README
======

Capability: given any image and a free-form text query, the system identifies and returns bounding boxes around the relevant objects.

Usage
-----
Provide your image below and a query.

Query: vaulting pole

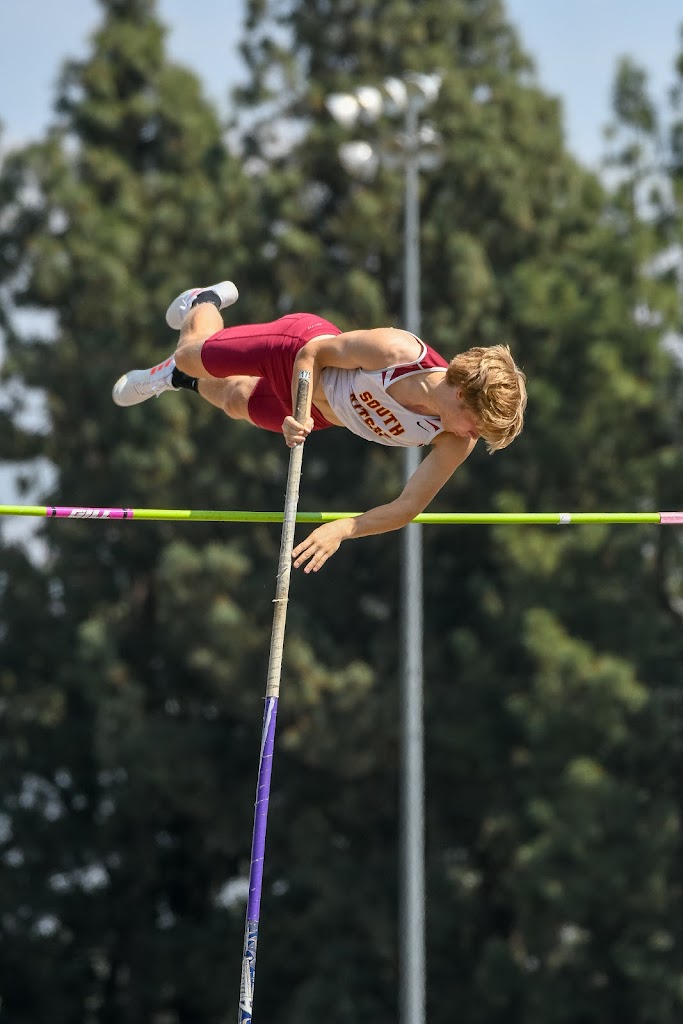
[237,371,310,1024]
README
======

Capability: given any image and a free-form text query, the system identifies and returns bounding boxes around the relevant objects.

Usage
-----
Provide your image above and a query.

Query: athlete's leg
[113,301,340,420]
[196,375,258,423]
[113,286,245,408]
[195,375,293,433]
[174,303,224,379]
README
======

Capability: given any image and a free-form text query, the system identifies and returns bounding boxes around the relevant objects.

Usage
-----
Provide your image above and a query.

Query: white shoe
[112,356,178,407]
[165,280,239,330]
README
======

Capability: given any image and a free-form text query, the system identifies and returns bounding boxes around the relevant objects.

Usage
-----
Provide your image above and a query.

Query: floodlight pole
[326,76,440,1024]
[399,94,426,1024]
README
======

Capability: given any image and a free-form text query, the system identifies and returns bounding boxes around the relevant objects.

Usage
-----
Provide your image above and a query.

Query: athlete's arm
[291,432,477,572]
[283,328,422,446]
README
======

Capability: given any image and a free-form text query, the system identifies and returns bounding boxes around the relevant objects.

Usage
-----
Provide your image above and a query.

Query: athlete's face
[443,390,481,441]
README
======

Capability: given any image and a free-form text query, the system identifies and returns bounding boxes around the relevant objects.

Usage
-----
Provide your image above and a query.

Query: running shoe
[112,356,178,407]
[165,280,239,330]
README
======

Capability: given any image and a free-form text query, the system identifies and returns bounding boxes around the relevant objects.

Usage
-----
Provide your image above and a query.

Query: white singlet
[320,339,448,447]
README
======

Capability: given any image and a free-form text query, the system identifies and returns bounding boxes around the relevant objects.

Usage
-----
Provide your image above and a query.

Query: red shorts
[200,313,341,433]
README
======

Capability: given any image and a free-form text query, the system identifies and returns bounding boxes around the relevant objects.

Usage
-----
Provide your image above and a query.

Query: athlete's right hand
[292,520,349,572]
[282,415,313,448]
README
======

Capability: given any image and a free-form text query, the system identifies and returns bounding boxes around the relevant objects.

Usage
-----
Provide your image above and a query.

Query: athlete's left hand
[292,522,347,573]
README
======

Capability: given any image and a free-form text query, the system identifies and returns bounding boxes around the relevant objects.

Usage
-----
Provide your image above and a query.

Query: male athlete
[113,281,527,572]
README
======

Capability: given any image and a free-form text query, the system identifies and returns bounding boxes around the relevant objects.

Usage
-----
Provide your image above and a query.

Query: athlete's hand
[292,522,346,573]
[282,415,313,448]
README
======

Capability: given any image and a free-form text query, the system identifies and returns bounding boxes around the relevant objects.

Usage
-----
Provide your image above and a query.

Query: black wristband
[191,289,221,310]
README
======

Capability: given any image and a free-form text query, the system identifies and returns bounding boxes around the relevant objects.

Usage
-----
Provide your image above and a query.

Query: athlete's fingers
[292,539,315,568]
[292,536,323,568]
[292,541,334,571]
[304,550,329,573]
[282,415,312,448]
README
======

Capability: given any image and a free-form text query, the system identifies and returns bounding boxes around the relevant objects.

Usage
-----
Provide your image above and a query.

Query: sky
[1,0,682,169]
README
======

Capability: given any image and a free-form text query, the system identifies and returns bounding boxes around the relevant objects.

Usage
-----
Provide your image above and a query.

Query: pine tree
[0,1,272,1020]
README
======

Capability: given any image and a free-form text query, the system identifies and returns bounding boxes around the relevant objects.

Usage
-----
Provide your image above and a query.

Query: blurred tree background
[1,0,682,1021]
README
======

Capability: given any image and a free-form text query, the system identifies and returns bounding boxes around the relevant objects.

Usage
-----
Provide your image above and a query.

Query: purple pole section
[238,695,279,1023]
[661,512,683,525]
[247,695,279,922]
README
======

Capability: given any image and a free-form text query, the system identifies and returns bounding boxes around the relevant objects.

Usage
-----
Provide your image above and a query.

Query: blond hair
[445,345,527,453]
